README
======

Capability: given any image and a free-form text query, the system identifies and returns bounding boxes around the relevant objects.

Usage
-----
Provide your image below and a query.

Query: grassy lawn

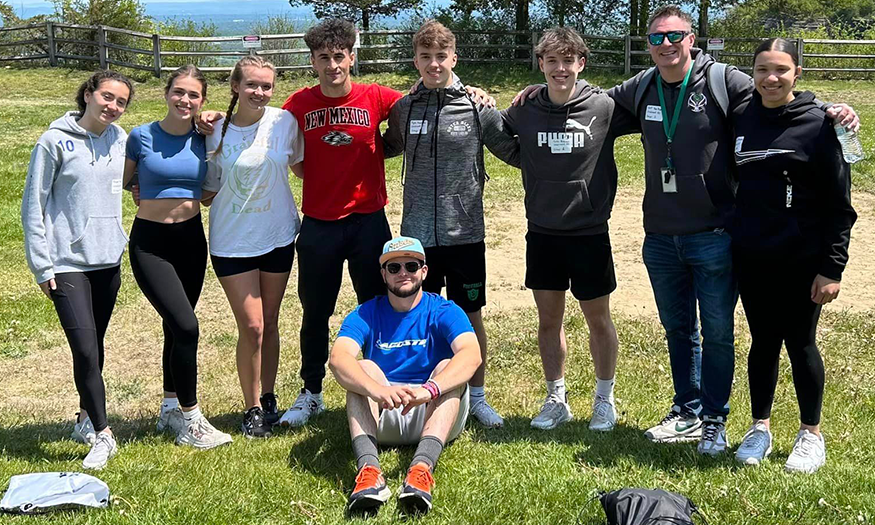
[0,65,874,524]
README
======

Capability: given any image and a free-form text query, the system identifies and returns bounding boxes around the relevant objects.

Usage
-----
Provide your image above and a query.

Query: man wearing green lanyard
[607,5,858,454]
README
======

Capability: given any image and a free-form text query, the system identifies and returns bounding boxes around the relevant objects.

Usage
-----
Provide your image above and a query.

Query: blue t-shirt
[125,122,207,200]
[338,293,474,384]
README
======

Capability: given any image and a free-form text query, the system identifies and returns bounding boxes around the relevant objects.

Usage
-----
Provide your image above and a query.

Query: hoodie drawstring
[88,134,97,165]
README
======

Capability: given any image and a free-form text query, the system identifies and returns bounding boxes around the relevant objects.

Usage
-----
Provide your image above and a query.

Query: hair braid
[210,92,238,159]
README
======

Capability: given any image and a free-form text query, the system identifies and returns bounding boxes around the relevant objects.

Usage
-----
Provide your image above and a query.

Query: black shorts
[211,242,295,278]
[423,242,486,313]
[525,231,616,301]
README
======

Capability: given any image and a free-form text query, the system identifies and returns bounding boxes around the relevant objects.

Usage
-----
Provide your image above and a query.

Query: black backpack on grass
[598,488,709,525]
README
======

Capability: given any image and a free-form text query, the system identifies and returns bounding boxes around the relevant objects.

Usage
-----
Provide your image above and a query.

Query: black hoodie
[730,90,857,281]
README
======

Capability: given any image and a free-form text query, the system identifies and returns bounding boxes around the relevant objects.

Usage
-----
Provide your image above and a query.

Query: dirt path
[481,187,875,317]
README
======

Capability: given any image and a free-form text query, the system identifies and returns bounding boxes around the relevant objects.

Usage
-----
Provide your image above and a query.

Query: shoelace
[793,433,817,457]
[90,434,114,458]
[407,466,435,491]
[593,398,613,418]
[354,465,383,490]
[659,411,684,426]
[291,394,312,411]
[742,429,769,451]
[702,422,722,442]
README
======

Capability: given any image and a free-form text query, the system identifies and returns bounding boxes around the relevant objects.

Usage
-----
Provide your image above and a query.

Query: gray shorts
[377,382,469,446]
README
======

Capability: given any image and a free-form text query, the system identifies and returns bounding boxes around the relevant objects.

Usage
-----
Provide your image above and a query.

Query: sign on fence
[707,38,725,51]
[242,35,262,49]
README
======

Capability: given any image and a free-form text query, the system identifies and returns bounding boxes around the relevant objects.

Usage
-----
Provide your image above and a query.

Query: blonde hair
[413,20,456,53]
[211,56,277,158]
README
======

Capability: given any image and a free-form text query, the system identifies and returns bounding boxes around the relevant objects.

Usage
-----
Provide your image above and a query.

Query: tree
[287,0,417,30]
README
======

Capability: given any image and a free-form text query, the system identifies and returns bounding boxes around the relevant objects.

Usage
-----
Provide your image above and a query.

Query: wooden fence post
[152,33,161,78]
[624,34,631,75]
[46,21,57,67]
[531,31,538,72]
[97,26,107,69]
[797,37,805,70]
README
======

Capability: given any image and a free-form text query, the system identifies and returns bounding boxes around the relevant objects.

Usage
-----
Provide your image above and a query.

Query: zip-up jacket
[501,80,639,235]
[21,112,129,283]
[729,91,856,281]
[384,75,520,247]
[609,49,753,235]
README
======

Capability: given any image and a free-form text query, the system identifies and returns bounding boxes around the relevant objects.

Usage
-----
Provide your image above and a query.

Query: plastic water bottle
[835,123,864,164]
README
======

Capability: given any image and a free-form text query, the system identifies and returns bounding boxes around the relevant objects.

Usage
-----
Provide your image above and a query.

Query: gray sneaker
[589,395,617,432]
[531,393,573,430]
[82,432,117,470]
[644,408,703,443]
[278,390,325,428]
[697,420,729,456]
[785,430,826,473]
[157,407,186,435]
[735,422,773,465]
[175,415,233,450]
[71,414,97,445]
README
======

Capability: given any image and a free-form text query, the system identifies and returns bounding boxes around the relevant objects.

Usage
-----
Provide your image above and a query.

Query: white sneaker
[469,398,504,428]
[644,408,703,443]
[157,407,186,435]
[785,429,826,473]
[589,395,617,432]
[175,415,233,450]
[82,432,117,470]
[278,390,325,428]
[697,420,729,456]
[531,393,573,430]
[735,422,773,465]
[71,414,96,445]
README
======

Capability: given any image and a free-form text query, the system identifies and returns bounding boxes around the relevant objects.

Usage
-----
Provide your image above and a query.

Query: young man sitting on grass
[328,236,481,515]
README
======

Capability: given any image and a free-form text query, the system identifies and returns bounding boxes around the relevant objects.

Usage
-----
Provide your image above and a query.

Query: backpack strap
[706,62,729,118]
[633,66,658,117]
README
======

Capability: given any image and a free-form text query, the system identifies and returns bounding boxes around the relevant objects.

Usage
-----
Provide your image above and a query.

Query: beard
[386,278,423,299]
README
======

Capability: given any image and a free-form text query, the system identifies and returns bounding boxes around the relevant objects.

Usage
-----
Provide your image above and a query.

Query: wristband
[423,380,441,400]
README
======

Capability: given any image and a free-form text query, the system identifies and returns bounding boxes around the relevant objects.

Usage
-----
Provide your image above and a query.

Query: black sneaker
[242,406,272,439]
[260,393,279,426]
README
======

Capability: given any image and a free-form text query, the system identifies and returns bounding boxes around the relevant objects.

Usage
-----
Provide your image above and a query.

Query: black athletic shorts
[525,230,616,301]
[423,241,486,313]
[211,242,295,278]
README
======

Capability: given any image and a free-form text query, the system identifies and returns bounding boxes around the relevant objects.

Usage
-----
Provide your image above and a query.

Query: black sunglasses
[648,31,690,46]
[383,261,424,274]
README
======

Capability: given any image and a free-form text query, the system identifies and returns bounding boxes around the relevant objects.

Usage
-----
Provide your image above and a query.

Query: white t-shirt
[204,106,303,257]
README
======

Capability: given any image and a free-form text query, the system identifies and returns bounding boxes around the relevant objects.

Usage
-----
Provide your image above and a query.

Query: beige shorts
[376,383,469,446]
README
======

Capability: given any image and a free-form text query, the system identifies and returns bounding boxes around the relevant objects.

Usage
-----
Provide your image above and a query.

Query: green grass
[1,67,874,524]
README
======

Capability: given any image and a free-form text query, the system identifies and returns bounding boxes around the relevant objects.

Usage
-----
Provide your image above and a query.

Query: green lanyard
[655,65,693,169]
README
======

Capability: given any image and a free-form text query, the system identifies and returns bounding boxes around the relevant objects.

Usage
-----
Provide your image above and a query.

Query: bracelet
[423,380,441,400]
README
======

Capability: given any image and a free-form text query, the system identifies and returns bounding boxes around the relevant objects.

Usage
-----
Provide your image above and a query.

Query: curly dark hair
[304,18,357,54]
[75,70,135,113]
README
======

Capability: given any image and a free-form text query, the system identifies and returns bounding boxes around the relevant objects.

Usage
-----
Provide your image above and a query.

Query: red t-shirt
[282,82,402,221]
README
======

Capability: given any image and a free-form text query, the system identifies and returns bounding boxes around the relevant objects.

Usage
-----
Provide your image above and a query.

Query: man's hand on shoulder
[196,110,224,135]
[511,84,543,106]
[465,86,496,108]
[370,384,416,410]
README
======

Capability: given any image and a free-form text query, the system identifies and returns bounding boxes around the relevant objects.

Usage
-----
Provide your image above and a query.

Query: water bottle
[835,123,864,164]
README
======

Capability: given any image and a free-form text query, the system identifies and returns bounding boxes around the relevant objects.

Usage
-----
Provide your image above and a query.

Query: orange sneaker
[348,465,391,512]
[398,462,435,514]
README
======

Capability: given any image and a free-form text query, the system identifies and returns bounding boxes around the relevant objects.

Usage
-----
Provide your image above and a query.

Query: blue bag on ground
[0,472,110,514]
[599,488,707,525]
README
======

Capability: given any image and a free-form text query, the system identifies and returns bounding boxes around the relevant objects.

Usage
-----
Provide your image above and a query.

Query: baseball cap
[380,236,426,265]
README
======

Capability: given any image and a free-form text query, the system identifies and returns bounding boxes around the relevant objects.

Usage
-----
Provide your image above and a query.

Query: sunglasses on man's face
[383,261,424,274]
[648,30,690,46]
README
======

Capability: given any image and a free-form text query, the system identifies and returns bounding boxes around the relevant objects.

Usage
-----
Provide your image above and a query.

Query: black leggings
[736,249,825,426]
[50,267,121,432]
[129,215,207,408]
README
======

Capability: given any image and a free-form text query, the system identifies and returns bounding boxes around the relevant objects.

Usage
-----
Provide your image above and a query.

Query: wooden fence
[3,22,875,76]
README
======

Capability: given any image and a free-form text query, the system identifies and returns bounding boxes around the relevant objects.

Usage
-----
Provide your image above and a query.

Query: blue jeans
[642,229,737,421]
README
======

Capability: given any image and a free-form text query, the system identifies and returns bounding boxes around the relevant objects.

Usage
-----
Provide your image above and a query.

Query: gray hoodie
[21,112,129,283]
[383,75,520,247]
[501,80,639,235]
[608,49,753,235]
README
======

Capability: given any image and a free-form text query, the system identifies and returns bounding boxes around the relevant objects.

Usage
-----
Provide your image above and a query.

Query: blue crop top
[125,122,207,200]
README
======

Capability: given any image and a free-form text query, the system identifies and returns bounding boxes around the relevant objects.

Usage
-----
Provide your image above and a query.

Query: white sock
[546,377,566,400]
[595,377,615,400]
[469,385,485,401]
[182,406,202,422]
[162,397,179,411]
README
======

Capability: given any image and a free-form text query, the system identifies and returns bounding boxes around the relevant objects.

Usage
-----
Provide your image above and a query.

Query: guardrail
[3,23,875,76]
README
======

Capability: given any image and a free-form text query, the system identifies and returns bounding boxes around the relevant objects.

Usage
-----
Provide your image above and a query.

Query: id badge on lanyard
[656,66,692,194]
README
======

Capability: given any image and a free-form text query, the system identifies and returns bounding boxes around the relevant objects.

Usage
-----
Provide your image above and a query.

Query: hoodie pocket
[675,174,717,216]
[69,216,128,266]
[442,194,476,240]
[525,179,594,230]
